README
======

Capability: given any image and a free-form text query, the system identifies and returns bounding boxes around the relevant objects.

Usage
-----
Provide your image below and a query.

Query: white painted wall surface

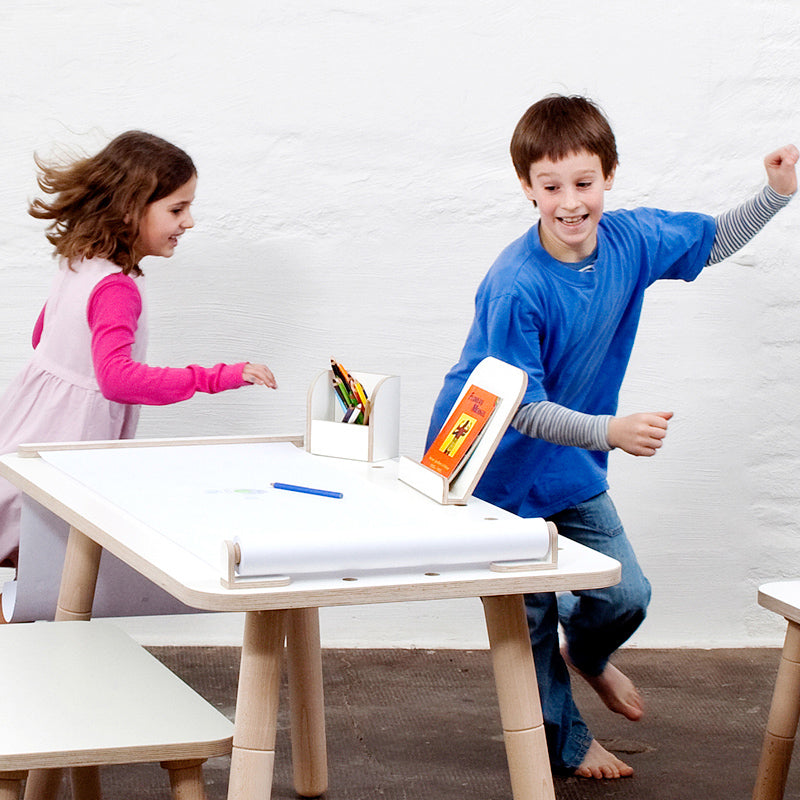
[1,1,799,648]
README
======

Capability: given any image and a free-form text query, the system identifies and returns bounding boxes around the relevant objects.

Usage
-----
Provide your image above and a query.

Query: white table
[0,436,621,800]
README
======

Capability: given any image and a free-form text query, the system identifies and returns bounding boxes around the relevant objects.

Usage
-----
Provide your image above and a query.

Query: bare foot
[574,739,634,779]
[561,646,644,721]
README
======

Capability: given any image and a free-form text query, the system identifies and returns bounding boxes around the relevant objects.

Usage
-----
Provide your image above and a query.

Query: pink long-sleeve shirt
[34,272,248,405]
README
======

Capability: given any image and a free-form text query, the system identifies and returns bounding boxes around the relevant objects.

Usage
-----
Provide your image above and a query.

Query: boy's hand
[764,145,799,196]
[242,362,277,388]
[607,411,673,457]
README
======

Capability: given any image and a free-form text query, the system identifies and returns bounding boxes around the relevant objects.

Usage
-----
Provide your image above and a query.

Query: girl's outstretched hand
[607,411,673,457]
[764,145,799,197]
[242,363,277,389]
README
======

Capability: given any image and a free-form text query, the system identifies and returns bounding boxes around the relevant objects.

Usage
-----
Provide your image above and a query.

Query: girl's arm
[87,273,271,405]
[32,306,46,348]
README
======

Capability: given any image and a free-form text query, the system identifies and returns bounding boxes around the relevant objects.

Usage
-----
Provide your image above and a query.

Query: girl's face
[133,175,197,262]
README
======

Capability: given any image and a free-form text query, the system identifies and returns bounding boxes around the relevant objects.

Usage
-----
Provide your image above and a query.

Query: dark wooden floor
[65,646,795,799]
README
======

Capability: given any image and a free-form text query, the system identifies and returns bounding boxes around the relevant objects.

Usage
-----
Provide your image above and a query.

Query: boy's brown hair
[510,94,619,183]
[29,131,196,276]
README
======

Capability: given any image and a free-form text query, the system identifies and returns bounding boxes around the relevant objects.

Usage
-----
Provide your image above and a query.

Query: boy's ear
[604,167,616,190]
[519,177,538,207]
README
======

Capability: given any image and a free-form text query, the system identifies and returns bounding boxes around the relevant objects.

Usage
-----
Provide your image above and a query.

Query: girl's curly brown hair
[28,131,196,276]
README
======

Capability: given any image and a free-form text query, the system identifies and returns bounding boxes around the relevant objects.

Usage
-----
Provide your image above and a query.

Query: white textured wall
[1,1,799,647]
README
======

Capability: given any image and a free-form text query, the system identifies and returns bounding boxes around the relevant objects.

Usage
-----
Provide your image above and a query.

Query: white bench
[0,620,233,800]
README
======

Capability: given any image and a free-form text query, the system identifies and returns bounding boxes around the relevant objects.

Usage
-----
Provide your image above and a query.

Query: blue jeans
[523,492,651,772]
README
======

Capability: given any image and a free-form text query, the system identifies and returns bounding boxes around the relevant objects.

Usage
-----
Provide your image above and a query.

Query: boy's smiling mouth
[558,214,589,226]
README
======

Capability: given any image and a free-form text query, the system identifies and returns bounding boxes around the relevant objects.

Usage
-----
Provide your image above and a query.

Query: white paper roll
[232,516,552,576]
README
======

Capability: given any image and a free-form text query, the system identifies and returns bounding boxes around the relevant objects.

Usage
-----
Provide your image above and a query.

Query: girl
[0,130,277,568]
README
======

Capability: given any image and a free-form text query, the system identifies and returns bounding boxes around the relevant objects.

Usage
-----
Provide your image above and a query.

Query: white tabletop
[759,580,800,625]
[0,438,620,612]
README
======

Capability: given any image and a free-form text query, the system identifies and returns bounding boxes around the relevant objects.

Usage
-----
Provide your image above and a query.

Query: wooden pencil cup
[306,370,400,462]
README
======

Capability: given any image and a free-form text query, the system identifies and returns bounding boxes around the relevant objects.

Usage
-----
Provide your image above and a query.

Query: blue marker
[271,482,343,499]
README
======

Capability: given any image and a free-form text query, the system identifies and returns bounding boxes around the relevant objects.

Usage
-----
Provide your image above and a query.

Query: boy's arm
[707,185,792,265]
[512,148,798,455]
[513,401,613,450]
[512,401,671,457]
[707,144,798,265]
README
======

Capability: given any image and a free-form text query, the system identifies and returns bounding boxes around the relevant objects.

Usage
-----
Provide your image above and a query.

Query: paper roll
[231,516,552,577]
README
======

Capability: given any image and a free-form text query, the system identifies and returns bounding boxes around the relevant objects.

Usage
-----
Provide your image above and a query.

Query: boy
[426,95,797,779]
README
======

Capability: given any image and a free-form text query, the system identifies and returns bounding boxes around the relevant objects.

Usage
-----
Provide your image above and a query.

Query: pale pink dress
[0,259,144,564]
[0,256,248,566]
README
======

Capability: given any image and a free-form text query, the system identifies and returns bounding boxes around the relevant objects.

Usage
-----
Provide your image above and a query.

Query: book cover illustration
[421,384,499,480]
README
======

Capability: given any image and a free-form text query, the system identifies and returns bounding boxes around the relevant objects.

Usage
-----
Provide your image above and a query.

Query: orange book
[421,384,499,480]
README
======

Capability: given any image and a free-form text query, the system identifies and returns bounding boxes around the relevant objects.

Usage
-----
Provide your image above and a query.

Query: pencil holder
[306,370,400,462]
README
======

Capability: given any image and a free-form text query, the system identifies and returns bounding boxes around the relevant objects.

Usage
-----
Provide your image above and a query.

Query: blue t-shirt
[425,207,716,518]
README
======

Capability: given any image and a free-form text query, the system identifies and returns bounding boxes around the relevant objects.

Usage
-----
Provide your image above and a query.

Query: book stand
[306,370,400,462]
[398,357,528,506]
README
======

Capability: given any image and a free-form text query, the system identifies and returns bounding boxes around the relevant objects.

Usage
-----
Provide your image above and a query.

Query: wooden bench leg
[0,771,26,800]
[162,758,208,800]
[286,607,328,798]
[227,609,287,800]
[483,594,555,800]
[754,620,800,800]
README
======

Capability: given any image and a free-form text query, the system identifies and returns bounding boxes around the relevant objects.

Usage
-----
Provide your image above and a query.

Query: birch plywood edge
[17,433,305,458]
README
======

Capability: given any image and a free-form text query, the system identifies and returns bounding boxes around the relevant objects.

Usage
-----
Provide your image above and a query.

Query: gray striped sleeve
[512,401,613,451]
[707,185,792,265]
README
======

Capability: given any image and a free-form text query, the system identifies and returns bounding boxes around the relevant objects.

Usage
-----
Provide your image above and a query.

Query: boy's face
[521,150,615,263]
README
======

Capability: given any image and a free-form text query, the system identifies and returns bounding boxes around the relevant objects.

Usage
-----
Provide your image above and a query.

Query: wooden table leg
[68,765,102,800]
[161,758,208,800]
[24,526,103,800]
[55,526,102,622]
[483,594,555,800]
[753,619,800,800]
[21,768,63,800]
[227,609,287,800]
[286,608,328,797]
